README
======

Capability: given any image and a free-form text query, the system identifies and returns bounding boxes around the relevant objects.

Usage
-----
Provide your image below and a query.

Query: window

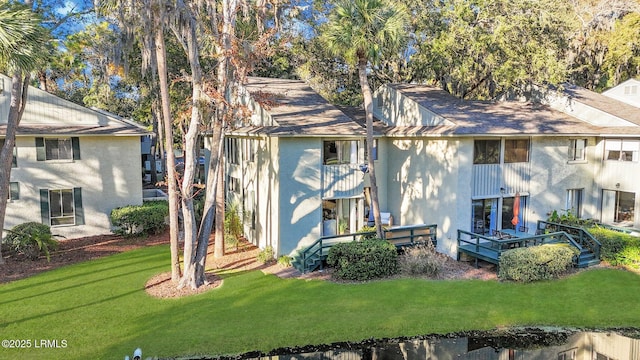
[40,188,84,227]
[567,189,583,218]
[0,139,18,167]
[225,137,239,165]
[624,85,638,95]
[242,139,256,162]
[569,139,587,161]
[504,139,530,163]
[473,140,500,164]
[323,140,359,165]
[36,137,80,161]
[614,191,635,223]
[7,182,19,200]
[605,139,639,162]
[227,175,240,194]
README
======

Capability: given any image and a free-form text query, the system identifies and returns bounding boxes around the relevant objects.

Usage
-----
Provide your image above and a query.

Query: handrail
[457,229,580,262]
[537,220,601,259]
[297,224,437,273]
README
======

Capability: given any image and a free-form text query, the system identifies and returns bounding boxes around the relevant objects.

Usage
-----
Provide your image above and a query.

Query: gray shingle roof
[230,77,367,137]
[386,84,640,137]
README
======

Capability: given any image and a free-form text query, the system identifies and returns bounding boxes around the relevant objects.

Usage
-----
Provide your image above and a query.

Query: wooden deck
[457,230,569,268]
[458,222,601,269]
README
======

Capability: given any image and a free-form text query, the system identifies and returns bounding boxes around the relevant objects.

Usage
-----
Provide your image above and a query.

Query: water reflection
[243,331,640,360]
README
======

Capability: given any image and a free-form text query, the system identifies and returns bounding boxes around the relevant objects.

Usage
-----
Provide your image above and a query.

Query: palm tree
[322,0,408,238]
[0,2,50,265]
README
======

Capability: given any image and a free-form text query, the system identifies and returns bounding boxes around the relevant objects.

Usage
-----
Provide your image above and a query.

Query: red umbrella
[511,192,520,228]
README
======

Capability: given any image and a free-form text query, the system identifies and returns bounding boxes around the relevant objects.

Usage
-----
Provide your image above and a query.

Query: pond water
[193,328,640,360]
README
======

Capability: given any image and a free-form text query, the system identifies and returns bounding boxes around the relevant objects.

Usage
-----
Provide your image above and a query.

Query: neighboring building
[220,77,640,258]
[602,78,640,108]
[1,74,149,240]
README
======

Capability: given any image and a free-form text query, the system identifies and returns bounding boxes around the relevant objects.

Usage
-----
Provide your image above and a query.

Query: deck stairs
[457,221,601,269]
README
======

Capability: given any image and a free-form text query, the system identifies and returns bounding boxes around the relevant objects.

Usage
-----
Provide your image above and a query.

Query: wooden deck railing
[294,224,437,273]
[457,229,575,268]
[536,220,601,260]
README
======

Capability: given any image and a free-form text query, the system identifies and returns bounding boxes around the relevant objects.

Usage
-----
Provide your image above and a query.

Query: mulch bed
[0,231,169,284]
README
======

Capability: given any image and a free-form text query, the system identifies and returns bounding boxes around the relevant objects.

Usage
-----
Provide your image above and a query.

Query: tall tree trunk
[199,0,238,263]
[154,5,181,281]
[0,73,31,265]
[194,123,224,283]
[214,151,225,258]
[175,2,206,289]
[358,57,383,239]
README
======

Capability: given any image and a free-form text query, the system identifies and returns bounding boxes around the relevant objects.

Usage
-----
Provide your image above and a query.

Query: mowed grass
[1,245,640,360]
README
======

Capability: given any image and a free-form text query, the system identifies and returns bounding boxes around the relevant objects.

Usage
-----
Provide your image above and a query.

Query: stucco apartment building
[1,74,149,240]
[222,77,640,258]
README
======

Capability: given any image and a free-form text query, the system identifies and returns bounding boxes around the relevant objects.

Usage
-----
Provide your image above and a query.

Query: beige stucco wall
[5,135,143,239]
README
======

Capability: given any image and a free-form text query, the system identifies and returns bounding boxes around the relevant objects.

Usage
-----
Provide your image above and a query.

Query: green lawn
[1,244,639,360]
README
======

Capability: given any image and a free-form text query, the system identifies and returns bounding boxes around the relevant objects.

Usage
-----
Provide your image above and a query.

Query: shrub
[547,209,595,227]
[326,239,398,281]
[257,246,275,264]
[277,255,292,267]
[498,245,577,282]
[3,222,59,261]
[590,227,640,269]
[110,200,169,237]
[357,225,377,241]
[399,242,445,277]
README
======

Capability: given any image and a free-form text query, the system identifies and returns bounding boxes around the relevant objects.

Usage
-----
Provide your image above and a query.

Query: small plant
[326,238,398,281]
[224,201,243,250]
[277,255,292,267]
[547,209,595,227]
[110,200,169,236]
[257,245,275,264]
[399,242,445,277]
[358,225,377,241]
[498,244,577,282]
[3,222,60,261]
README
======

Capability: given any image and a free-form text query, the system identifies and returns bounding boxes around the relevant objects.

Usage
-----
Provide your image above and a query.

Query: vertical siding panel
[323,165,363,199]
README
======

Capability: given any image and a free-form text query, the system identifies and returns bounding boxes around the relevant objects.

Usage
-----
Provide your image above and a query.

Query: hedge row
[589,226,640,269]
[110,200,169,237]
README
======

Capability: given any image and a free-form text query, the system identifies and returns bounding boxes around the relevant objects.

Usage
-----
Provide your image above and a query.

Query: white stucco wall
[527,136,598,224]
[385,137,468,257]
[5,135,143,239]
[277,138,323,256]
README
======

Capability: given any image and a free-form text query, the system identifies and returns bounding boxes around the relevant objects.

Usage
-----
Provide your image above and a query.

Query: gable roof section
[602,78,640,108]
[383,83,640,137]
[230,77,367,137]
[0,74,148,137]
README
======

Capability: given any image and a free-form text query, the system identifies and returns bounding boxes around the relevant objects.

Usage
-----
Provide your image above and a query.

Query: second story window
[504,139,530,163]
[569,139,587,161]
[323,140,358,165]
[473,140,500,164]
[225,137,239,165]
[605,139,639,162]
[36,137,80,161]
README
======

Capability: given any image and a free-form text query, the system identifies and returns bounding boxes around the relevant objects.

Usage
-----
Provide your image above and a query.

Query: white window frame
[568,139,587,162]
[566,189,583,218]
[49,189,76,226]
[605,139,639,162]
